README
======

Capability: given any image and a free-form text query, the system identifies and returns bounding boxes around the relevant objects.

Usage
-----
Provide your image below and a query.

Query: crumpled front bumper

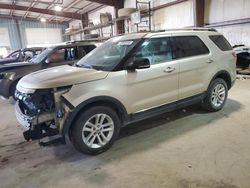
[15,101,55,129]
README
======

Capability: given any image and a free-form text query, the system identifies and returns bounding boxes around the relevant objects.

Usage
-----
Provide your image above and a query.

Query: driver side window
[49,47,77,63]
[134,37,173,65]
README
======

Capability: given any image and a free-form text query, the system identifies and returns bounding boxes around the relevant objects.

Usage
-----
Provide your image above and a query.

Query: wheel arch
[210,70,232,90]
[62,96,128,136]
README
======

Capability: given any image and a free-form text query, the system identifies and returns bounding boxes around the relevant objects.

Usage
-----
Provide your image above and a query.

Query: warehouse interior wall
[0,18,69,51]
[88,6,116,37]
[69,6,115,41]
[152,0,194,30]
[124,0,194,32]
[72,0,248,41]
[205,0,250,46]
[69,20,82,41]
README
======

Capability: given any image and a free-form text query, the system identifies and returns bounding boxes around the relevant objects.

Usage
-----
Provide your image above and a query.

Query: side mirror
[126,58,150,70]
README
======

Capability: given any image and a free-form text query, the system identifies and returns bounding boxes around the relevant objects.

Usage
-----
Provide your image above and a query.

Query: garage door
[25,28,62,46]
[0,27,11,47]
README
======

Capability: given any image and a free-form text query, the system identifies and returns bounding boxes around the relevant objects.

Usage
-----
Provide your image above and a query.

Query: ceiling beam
[23,0,37,19]
[0,14,68,24]
[86,0,124,9]
[0,3,83,20]
[49,0,82,21]
[37,0,59,20]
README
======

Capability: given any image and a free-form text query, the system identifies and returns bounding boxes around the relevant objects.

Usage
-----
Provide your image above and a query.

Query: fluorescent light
[54,5,62,11]
[40,18,46,22]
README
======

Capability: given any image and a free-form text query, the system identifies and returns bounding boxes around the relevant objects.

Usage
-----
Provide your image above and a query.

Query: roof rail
[66,37,110,44]
[153,27,217,33]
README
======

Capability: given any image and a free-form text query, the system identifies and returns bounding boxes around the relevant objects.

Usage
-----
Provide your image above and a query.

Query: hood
[0,61,33,72]
[18,65,109,90]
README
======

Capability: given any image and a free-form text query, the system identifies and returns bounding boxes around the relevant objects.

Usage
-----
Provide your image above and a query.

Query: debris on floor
[236,66,250,75]
[236,74,250,80]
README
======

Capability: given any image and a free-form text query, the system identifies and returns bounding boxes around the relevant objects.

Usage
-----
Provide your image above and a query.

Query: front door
[124,36,179,113]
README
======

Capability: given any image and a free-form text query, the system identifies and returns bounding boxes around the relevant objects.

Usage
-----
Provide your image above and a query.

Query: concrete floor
[0,79,250,188]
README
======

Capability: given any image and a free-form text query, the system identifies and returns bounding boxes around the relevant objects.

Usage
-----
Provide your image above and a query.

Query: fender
[209,70,232,89]
[61,96,128,136]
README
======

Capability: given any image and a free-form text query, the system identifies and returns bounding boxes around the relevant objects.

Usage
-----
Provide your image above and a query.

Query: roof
[106,28,218,41]
[0,0,106,23]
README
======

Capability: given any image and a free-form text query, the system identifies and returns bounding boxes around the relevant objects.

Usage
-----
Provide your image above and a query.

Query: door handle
[164,67,176,73]
[206,58,214,64]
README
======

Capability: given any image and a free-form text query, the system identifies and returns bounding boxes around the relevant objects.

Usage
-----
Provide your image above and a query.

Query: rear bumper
[0,79,11,99]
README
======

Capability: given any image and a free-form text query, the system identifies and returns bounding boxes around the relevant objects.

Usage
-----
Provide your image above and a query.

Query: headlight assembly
[16,84,36,94]
[0,72,16,80]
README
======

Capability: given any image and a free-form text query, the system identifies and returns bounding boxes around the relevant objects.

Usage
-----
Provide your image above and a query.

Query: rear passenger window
[209,35,232,51]
[172,36,209,59]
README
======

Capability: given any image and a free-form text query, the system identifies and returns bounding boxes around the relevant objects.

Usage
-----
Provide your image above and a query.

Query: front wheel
[70,106,121,155]
[202,78,228,112]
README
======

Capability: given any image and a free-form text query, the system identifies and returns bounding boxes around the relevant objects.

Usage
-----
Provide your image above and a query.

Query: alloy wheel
[82,114,114,149]
[211,83,226,107]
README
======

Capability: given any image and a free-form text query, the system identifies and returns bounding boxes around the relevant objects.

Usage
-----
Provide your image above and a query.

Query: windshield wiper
[76,63,92,69]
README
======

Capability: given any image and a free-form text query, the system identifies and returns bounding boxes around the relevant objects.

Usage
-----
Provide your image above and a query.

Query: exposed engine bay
[15,88,71,142]
[16,89,54,117]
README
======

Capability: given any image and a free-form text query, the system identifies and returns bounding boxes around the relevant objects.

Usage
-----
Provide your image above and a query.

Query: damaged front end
[15,87,72,141]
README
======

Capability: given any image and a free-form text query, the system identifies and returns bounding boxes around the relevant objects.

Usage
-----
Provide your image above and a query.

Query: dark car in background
[0,41,100,99]
[0,47,43,65]
[233,45,250,69]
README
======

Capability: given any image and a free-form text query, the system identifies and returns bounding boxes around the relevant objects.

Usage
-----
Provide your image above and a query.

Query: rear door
[171,34,211,99]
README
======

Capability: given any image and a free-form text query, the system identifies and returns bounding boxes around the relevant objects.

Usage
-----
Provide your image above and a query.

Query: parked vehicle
[233,45,250,69]
[0,41,99,99]
[15,28,236,155]
[0,47,43,65]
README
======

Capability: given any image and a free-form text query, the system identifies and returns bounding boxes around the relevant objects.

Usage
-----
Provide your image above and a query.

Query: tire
[202,78,228,112]
[70,106,121,155]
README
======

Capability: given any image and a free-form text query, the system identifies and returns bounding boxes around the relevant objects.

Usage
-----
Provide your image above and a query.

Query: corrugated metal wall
[205,0,250,46]
[0,19,21,49]
[123,0,194,32]
[0,18,69,50]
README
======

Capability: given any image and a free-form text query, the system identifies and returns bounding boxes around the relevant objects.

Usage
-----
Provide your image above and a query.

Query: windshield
[76,38,141,71]
[31,47,53,64]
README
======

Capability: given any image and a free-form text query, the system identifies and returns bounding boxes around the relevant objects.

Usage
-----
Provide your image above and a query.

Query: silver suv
[15,28,236,155]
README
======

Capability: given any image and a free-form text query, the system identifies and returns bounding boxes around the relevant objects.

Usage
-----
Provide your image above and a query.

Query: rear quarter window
[172,36,209,59]
[209,35,232,51]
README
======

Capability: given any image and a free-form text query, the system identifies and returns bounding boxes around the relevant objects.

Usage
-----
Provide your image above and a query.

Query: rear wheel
[202,78,228,112]
[70,106,121,155]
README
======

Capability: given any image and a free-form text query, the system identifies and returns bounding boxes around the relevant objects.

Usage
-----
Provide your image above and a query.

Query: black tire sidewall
[71,106,121,155]
[205,78,228,111]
